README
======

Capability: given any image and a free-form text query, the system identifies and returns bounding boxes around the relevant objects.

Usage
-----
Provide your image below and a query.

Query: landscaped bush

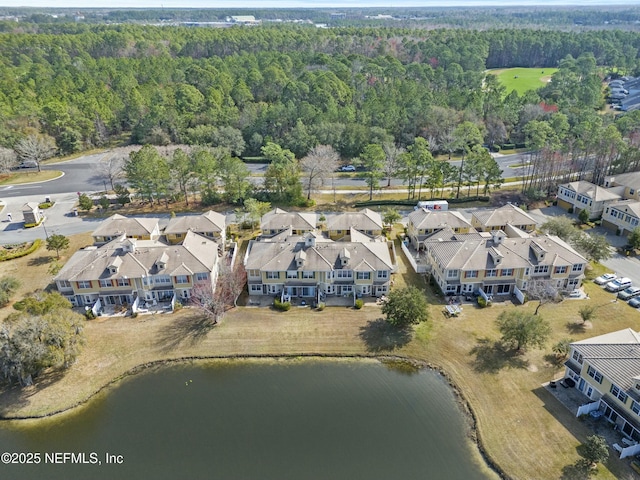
[354,299,364,309]
[316,302,326,311]
[274,299,291,311]
[501,143,516,150]
[477,296,491,308]
[0,239,42,262]
[38,202,54,209]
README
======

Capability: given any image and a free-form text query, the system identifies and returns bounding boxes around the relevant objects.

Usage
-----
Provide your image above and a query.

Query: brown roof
[164,210,226,235]
[92,214,159,238]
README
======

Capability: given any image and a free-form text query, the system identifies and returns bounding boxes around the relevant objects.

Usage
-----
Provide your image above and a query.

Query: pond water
[0,360,498,480]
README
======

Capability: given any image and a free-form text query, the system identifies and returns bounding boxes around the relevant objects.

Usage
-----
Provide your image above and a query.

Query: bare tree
[300,145,340,200]
[382,142,405,187]
[99,153,125,191]
[14,134,57,172]
[0,148,17,173]
[189,263,247,322]
[526,279,562,315]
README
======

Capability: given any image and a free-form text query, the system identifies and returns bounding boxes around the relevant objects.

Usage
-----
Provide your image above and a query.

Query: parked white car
[605,277,633,292]
[594,273,617,285]
[340,165,356,172]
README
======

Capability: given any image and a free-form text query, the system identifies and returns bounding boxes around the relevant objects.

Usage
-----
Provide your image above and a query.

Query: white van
[605,277,632,292]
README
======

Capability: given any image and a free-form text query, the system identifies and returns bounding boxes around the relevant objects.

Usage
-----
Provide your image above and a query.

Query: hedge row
[353,196,490,208]
[0,239,42,262]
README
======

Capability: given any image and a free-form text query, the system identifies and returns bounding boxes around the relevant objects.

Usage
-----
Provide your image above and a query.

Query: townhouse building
[406,208,473,250]
[55,231,219,309]
[244,231,395,300]
[564,329,640,445]
[424,228,587,297]
[557,181,624,220]
[471,203,537,232]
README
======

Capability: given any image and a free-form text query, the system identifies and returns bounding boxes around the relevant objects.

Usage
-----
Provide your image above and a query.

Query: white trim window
[249,284,263,293]
[287,271,298,279]
[175,275,189,284]
[485,269,497,278]
[195,272,209,282]
[302,271,315,279]
[336,270,353,279]
[99,279,112,288]
[58,280,72,289]
[266,272,279,279]
[356,271,371,280]
[587,366,603,384]
[117,278,130,287]
[376,271,389,280]
[572,264,583,272]
[77,280,92,289]
[154,275,172,285]
[610,384,628,404]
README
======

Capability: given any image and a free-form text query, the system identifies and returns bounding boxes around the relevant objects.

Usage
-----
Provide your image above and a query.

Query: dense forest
[2,22,640,204]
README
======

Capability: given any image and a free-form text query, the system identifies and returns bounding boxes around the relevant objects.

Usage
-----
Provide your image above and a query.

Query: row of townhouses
[245,208,395,302]
[407,204,587,297]
[55,212,226,309]
[557,172,640,235]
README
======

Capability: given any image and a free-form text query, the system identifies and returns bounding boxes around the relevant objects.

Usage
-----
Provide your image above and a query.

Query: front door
[578,378,585,392]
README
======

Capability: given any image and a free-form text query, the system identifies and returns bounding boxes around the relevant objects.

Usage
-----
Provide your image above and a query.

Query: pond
[0,360,498,480]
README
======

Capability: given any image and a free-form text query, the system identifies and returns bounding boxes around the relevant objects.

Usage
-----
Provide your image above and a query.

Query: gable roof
[164,210,226,235]
[472,204,536,228]
[561,181,623,203]
[571,329,640,399]
[245,239,393,273]
[326,209,383,232]
[408,208,472,230]
[22,202,39,211]
[606,171,640,191]
[56,231,218,283]
[92,214,159,238]
[261,208,316,232]
[425,233,587,272]
[608,199,640,218]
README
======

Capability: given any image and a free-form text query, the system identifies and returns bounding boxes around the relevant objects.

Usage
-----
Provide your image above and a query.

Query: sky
[1,0,640,8]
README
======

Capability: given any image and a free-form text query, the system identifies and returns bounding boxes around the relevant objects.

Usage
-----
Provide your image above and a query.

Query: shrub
[38,202,54,209]
[316,302,326,311]
[354,299,364,309]
[501,143,516,150]
[477,296,489,308]
[130,312,138,318]
[0,239,42,262]
[85,309,96,320]
[274,299,291,311]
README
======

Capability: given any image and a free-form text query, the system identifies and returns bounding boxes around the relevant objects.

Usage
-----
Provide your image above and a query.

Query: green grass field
[488,67,558,95]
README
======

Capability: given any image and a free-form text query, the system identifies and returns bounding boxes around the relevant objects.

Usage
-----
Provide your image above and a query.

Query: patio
[543,380,640,458]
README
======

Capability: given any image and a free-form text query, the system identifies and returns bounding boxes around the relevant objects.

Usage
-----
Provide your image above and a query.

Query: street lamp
[41,217,49,239]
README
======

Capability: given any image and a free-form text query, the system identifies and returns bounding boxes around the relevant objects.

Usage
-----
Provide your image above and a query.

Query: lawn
[488,67,558,95]
[0,236,638,479]
[0,170,63,186]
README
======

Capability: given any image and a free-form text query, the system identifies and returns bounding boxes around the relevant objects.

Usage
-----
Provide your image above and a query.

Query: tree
[14,134,57,172]
[123,145,170,205]
[300,145,339,200]
[527,279,562,315]
[551,338,573,359]
[262,142,303,204]
[0,276,20,308]
[452,122,483,198]
[382,207,401,230]
[46,234,69,259]
[578,305,596,324]
[113,184,131,207]
[99,152,125,191]
[582,435,609,467]
[574,233,612,263]
[190,263,246,322]
[496,310,551,351]
[0,148,17,174]
[357,143,386,201]
[381,286,430,328]
[382,142,404,187]
[628,226,640,250]
[168,148,193,206]
[78,193,93,211]
[540,216,578,243]
[1,293,83,386]
[244,198,271,229]
[578,208,590,225]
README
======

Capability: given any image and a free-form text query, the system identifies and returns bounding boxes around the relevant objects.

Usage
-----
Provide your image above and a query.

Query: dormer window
[339,247,350,267]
